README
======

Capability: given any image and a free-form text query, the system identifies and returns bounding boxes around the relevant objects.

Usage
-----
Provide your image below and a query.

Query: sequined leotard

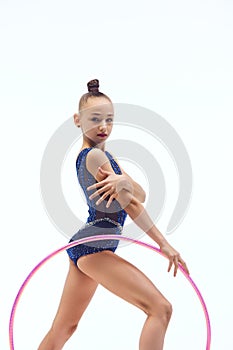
[67,148,127,265]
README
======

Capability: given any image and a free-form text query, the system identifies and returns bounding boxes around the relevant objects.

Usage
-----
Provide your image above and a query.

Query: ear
[73,113,81,128]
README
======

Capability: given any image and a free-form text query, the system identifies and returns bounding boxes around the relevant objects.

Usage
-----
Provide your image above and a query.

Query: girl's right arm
[120,192,189,276]
[86,148,190,277]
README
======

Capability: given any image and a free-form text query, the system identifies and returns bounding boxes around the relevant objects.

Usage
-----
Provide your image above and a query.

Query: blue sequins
[66,148,127,265]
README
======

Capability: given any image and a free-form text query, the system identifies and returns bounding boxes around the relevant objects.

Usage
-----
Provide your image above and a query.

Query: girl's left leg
[37,259,98,350]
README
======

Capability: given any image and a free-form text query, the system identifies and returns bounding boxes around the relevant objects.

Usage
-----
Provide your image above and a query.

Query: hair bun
[87,79,99,93]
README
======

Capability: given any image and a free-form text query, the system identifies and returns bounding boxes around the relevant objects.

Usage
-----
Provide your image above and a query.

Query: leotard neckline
[76,147,110,165]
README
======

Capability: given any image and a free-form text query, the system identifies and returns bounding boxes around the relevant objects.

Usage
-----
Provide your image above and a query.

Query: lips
[97,133,107,137]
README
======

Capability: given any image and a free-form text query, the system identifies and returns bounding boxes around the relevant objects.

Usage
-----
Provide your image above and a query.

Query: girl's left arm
[87,166,146,207]
[115,155,146,202]
[114,166,146,203]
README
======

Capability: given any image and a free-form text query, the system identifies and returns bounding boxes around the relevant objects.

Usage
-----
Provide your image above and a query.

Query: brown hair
[78,79,111,111]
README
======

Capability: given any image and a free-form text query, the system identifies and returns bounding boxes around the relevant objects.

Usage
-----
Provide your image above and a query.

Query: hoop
[9,235,211,349]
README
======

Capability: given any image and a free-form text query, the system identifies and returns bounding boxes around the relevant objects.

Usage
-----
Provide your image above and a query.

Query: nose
[99,120,107,131]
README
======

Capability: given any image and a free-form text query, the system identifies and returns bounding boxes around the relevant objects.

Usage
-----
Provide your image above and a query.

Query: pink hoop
[9,235,211,349]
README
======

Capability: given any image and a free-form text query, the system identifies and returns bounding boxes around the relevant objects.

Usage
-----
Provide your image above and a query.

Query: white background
[1,0,233,349]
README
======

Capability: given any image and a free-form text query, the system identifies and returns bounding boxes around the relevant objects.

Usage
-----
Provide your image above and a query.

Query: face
[74,97,114,147]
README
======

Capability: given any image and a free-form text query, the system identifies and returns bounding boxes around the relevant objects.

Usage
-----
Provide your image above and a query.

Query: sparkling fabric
[66,148,127,265]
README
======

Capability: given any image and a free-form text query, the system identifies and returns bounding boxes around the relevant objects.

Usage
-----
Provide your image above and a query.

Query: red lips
[97,133,107,137]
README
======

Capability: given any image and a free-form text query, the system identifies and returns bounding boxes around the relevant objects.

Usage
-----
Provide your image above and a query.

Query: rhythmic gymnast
[38,79,189,350]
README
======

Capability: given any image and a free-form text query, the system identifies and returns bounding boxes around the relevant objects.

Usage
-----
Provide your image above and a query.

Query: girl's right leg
[78,250,173,350]
[37,259,98,350]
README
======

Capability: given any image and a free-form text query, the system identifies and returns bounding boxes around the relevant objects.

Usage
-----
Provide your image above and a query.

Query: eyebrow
[91,112,114,116]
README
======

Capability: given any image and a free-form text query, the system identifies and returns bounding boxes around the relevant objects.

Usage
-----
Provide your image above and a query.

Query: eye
[106,118,113,123]
[91,117,100,122]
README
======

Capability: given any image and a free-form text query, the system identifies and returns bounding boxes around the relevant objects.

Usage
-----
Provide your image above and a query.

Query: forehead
[81,97,114,115]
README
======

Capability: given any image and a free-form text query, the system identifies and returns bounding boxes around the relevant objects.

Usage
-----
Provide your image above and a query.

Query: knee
[51,321,78,341]
[65,323,78,338]
[162,301,173,324]
[146,298,173,325]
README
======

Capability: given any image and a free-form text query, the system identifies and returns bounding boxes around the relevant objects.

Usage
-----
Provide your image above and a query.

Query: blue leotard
[66,148,127,265]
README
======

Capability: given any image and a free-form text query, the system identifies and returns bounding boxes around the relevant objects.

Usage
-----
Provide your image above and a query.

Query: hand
[87,167,129,208]
[160,242,190,277]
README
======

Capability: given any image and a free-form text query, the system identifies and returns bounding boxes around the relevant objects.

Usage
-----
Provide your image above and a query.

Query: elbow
[140,190,146,203]
[143,190,146,202]
[117,189,139,209]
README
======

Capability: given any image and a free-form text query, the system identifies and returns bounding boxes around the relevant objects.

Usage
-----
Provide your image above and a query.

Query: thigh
[77,251,168,314]
[51,259,98,331]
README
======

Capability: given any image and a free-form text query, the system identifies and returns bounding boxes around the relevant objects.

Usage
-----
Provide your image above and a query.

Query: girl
[38,79,189,350]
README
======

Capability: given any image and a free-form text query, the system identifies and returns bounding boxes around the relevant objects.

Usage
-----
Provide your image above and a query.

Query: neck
[81,138,106,151]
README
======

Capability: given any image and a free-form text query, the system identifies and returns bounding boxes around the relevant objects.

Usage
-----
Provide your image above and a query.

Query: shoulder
[86,148,108,164]
[86,148,121,169]
[86,148,113,181]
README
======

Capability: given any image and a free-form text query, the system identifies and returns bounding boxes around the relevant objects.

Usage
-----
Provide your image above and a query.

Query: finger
[89,185,111,199]
[173,256,179,277]
[168,259,173,273]
[98,167,111,175]
[106,193,116,208]
[87,181,106,191]
[178,257,190,275]
[96,190,113,206]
